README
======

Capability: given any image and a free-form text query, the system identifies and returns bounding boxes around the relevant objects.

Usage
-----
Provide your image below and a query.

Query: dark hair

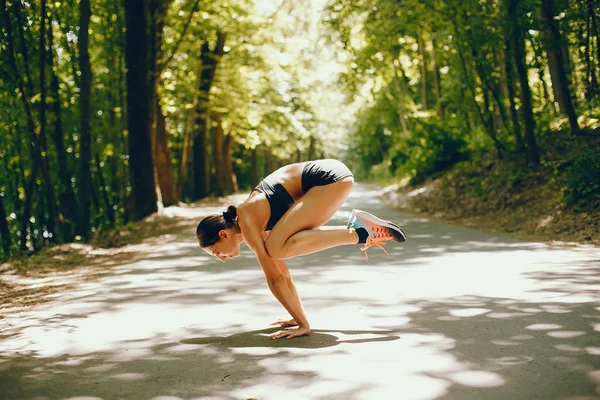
[196,205,237,247]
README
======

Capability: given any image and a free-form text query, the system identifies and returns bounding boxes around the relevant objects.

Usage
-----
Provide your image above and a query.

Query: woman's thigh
[264,177,354,256]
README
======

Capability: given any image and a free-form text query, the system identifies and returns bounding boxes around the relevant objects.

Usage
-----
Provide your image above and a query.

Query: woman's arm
[239,213,310,339]
[256,253,310,338]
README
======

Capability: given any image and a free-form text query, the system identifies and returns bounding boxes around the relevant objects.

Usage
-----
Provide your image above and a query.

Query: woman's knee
[265,235,287,259]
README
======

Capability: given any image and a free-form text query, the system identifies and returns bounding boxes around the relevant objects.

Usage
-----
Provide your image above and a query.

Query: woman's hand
[269,325,311,340]
[271,318,298,328]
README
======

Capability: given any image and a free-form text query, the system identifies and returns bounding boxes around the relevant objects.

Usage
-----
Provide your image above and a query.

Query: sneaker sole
[352,209,407,242]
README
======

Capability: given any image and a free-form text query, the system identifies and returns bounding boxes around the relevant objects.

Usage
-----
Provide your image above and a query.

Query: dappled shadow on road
[1,185,599,399]
[181,328,400,349]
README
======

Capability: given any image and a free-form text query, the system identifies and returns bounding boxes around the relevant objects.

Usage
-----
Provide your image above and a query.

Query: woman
[196,159,406,339]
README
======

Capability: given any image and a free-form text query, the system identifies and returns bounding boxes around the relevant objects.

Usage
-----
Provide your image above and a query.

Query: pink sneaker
[347,209,406,260]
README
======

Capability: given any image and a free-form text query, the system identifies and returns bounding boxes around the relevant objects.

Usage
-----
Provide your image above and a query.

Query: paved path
[1,184,599,400]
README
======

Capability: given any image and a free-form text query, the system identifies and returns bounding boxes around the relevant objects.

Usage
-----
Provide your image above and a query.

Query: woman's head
[196,205,242,262]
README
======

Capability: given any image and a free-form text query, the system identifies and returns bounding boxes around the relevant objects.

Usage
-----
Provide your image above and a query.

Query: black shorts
[254,159,353,230]
[301,159,353,194]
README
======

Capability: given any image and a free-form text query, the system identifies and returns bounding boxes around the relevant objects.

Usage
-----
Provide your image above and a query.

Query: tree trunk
[417,27,429,110]
[391,70,409,136]
[591,0,600,88]
[177,111,193,198]
[432,45,444,119]
[38,0,61,241]
[585,0,600,103]
[95,154,115,226]
[251,147,259,185]
[48,16,76,239]
[540,0,580,134]
[212,113,224,196]
[307,135,316,160]
[3,0,40,250]
[154,100,178,206]
[265,147,274,175]
[528,32,556,113]
[504,33,525,152]
[150,0,174,209]
[20,168,37,250]
[192,121,210,199]
[76,0,93,238]
[452,16,503,158]
[0,193,11,257]
[192,32,226,199]
[14,0,34,97]
[223,133,237,194]
[509,0,540,164]
[107,36,121,220]
[125,0,158,220]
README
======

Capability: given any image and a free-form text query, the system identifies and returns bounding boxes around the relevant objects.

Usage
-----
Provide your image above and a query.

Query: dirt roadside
[378,182,599,249]
[0,195,245,317]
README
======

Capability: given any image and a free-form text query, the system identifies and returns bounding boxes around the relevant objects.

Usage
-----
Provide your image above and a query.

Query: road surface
[1,184,599,400]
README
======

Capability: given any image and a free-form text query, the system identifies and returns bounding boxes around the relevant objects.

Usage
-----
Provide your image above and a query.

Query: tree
[124,0,158,220]
[508,0,540,164]
[540,0,580,134]
[48,11,76,239]
[0,193,10,257]
[192,32,226,200]
[76,0,92,238]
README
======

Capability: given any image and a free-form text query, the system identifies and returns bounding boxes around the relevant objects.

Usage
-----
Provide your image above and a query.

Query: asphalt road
[1,184,599,400]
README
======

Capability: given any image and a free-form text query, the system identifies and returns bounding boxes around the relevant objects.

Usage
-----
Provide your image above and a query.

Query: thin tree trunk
[177,111,193,198]
[212,113,224,196]
[117,6,130,222]
[307,135,316,160]
[417,26,429,110]
[540,0,580,134]
[14,0,34,97]
[452,16,503,158]
[3,0,41,250]
[391,70,409,136]
[107,36,120,218]
[192,119,210,199]
[149,0,172,209]
[223,133,237,193]
[585,0,600,102]
[504,32,525,152]
[265,147,274,175]
[76,0,93,238]
[509,0,540,164]
[0,192,11,257]
[154,99,178,206]
[528,32,556,113]
[95,154,115,226]
[39,0,59,240]
[20,168,37,250]
[251,147,259,185]
[192,32,226,199]
[125,0,158,220]
[592,0,600,86]
[48,16,76,239]
[431,42,444,119]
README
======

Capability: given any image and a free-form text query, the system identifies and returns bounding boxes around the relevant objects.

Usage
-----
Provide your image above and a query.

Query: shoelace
[359,227,394,261]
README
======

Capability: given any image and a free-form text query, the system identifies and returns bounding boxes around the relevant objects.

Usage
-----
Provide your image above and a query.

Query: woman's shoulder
[237,192,269,227]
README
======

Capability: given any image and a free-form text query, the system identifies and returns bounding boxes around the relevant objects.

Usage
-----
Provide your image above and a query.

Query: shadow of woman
[181,328,400,349]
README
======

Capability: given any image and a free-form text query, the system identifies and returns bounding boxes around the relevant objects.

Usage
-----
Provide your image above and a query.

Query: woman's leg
[264,177,358,260]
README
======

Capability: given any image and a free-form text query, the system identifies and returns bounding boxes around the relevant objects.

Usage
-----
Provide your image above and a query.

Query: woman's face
[203,230,240,262]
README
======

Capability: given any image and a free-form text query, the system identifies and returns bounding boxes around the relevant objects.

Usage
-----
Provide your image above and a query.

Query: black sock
[355,228,369,244]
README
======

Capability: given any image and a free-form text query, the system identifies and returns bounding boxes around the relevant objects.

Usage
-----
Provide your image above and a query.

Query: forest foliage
[1,0,599,259]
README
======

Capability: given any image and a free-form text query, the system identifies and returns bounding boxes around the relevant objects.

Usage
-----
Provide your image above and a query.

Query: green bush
[391,119,468,184]
[563,149,600,207]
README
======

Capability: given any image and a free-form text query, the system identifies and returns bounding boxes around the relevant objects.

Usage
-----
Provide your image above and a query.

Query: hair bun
[222,205,237,224]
